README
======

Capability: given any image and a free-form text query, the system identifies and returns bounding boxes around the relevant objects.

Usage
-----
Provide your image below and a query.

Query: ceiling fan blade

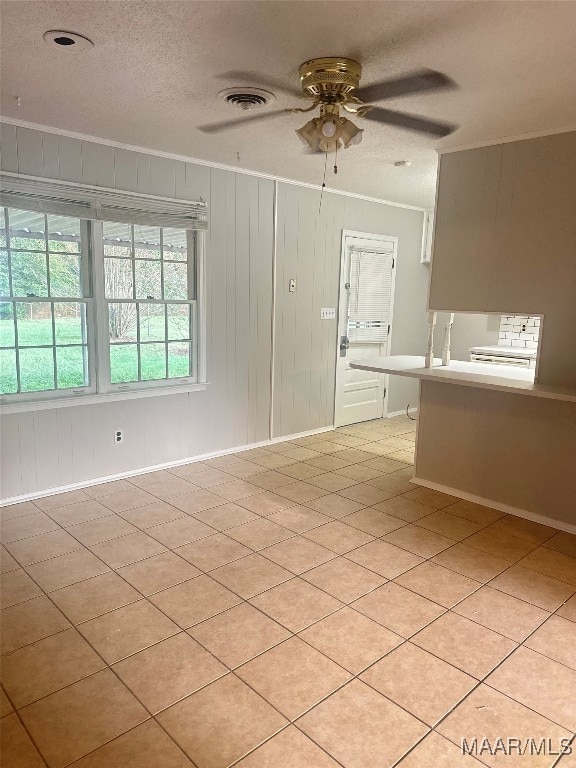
[217,71,303,99]
[356,70,456,104]
[361,106,457,137]
[198,109,289,134]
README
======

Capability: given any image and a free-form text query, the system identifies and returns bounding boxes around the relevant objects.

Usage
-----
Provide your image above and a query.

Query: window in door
[347,247,395,344]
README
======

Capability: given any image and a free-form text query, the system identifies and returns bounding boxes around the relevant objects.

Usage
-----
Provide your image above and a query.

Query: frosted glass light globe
[321,120,337,138]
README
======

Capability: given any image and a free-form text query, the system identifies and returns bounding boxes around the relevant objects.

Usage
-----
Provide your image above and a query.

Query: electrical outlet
[321,308,336,320]
[114,429,124,444]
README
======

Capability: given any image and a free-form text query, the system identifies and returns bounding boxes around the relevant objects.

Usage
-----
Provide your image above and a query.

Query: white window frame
[0,204,207,413]
[94,222,203,394]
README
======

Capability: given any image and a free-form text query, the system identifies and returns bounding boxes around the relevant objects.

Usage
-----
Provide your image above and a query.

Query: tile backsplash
[499,315,540,349]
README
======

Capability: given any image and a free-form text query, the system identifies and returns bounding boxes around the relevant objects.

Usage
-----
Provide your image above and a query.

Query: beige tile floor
[1,415,576,767]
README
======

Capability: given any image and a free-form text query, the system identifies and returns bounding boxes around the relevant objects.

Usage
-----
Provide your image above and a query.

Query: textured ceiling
[1,1,575,208]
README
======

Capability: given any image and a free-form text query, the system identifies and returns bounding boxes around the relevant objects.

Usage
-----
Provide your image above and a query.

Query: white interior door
[334,232,397,427]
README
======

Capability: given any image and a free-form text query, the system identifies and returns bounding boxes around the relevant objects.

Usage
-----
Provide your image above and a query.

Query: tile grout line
[4,465,575,653]
[4,483,575,642]
[549,733,576,768]
[1,528,212,766]
[3,422,575,767]
[389,597,576,766]
[11,544,269,767]
[11,531,565,763]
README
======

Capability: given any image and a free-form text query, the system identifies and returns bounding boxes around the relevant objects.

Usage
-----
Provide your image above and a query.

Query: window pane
[19,347,55,391]
[139,304,165,342]
[167,304,191,340]
[162,229,187,261]
[0,215,6,247]
[0,349,17,394]
[0,302,16,347]
[108,302,137,343]
[135,260,161,299]
[16,302,53,346]
[56,346,88,389]
[8,209,46,251]
[102,222,196,389]
[1,209,91,398]
[0,250,9,295]
[163,262,188,299]
[105,258,133,298]
[104,242,132,259]
[140,343,166,380]
[54,303,86,345]
[103,243,131,259]
[103,221,132,257]
[168,342,191,378]
[11,252,48,297]
[49,253,82,297]
[47,215,81,253]
[110,344,138,383]
[134,225,160,259]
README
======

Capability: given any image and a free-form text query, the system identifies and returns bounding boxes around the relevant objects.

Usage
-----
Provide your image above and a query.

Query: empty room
[0,1,575,767]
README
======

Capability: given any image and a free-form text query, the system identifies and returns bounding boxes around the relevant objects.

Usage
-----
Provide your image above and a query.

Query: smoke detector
[218,88,275,111]
[43,30,94,51]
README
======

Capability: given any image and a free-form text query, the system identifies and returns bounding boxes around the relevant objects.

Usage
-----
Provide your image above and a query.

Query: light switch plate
[289,279,296,293]
[321,308,336,320]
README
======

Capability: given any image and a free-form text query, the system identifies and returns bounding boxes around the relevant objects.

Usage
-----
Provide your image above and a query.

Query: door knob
[340,335,350,357]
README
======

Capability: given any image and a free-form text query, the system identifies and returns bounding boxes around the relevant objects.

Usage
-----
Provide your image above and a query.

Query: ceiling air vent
[218,88,276,111]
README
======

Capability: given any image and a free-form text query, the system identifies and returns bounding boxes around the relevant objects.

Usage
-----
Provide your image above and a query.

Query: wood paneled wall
[0,125,274,498]
[0,124,427,499]
[273,183,427,436]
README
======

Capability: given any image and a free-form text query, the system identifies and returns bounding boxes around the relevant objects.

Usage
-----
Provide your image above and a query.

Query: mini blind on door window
[0,173,208,230]
[347,246,394,343]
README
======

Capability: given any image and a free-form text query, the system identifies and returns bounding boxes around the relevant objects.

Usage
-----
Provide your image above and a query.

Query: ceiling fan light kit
[296,103,364,153]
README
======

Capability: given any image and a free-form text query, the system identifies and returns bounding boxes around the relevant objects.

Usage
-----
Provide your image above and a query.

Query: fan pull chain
[318,151,328,216]
[334,143,338,175]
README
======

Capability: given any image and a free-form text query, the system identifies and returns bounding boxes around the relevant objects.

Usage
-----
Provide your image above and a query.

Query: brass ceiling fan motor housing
[299,57,362,101]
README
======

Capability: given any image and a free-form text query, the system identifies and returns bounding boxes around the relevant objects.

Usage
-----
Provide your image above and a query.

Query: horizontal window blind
[0,173,208,230]
[347,247,394,343]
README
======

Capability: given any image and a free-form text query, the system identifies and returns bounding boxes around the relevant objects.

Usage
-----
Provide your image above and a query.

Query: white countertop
[349,356,576,402]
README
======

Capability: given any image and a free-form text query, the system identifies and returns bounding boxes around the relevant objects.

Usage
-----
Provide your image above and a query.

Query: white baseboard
[0,425,335,507]
[386,407,418,418]
[412,476,576,536]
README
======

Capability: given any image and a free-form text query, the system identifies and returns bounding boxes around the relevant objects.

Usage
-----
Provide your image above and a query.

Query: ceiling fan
[199,57,457,152]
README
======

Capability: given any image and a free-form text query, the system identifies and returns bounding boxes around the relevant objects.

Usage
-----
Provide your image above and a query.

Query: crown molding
[0,116,426,212]
[437,125,576,154]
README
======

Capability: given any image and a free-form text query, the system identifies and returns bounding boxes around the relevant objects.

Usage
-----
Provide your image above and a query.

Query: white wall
[0,124,427,500]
